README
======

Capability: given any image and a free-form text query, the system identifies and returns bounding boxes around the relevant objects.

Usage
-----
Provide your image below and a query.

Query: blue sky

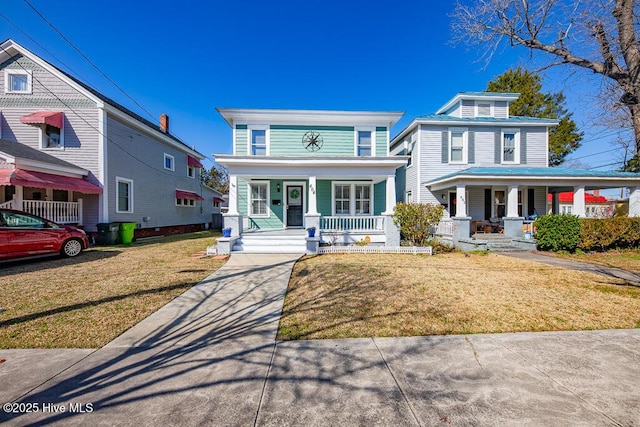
[0,0,628,171]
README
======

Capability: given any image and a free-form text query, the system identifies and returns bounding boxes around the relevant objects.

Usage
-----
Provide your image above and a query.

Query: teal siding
[235,125,247,155]
[270,125,354,156]
[375,127,387,156]
[317,180,332,215]
[374,181,386,215]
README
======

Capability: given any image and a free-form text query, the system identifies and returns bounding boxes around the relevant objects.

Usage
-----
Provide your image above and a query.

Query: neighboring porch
[426,167,640,243]
[215,155,407,253]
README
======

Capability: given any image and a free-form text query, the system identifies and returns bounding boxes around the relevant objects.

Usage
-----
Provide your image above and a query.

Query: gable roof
[0,138,88,175]
[435,92,520,115]
[0,39,205,159]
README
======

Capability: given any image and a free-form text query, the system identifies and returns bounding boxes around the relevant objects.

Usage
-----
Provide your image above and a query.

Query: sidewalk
[1,253,639,426]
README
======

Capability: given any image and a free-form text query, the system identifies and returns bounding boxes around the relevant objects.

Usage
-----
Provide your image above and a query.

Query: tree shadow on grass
[0,249,122,278]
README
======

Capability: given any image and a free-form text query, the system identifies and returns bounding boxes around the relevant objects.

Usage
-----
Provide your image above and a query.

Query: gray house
[391,92,640,241]
[0,39,219,237]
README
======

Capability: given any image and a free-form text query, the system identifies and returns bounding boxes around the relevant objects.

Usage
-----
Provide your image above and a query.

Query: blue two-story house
[391,92,640,242]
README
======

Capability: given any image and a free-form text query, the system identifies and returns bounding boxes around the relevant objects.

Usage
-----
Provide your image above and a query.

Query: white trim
[354,126,375,156]
[176,198,196,207]
[187,165,196,178]
[248,125,269,156]
[331,181,374,216]
[39,119,65,150]
[501,128,520,165]
[448,189,470,216]
[448,127,468,165]
[216,107,403,127]
[98,108,108,222]
[436,93,520,115]
[475,100,494,118]
[215,155,407,168]
[115,176,134,214]
[232,121,237,156]
[164,153,175,171]
[247,180,270,218]
[4,69,32,94]
[284,181,307,227]
[416,127,421,202]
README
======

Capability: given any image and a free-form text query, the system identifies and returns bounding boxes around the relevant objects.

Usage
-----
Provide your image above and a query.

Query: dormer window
[476,101,493,117]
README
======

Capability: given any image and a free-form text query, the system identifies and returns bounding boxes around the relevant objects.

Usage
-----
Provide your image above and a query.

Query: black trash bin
[96,223,120,245]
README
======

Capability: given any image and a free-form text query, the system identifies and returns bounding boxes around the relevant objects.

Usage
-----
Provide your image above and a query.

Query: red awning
[175,189,204,201]
[213,197,225,203]
[20,111,64,129]
[0,168,102,194]
[187,155,203,168]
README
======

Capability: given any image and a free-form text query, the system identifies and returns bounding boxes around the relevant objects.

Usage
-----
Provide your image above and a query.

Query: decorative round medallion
[290,189,300,199]
[302,130,323,151]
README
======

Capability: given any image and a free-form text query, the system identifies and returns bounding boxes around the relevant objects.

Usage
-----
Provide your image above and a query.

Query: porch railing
[0,200,13,209]
[320,216,385,231]
[435,220,453,236]
[18,200,83,225]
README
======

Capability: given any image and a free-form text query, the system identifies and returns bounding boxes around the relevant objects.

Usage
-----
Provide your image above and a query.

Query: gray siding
[106,116,210,228]
[461,100,474,118]
[523,127,547,167]
[494,101,508,118]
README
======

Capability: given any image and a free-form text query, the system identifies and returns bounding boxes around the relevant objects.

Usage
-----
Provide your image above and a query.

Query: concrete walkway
[1,253,639,426]
[501,251,640,285]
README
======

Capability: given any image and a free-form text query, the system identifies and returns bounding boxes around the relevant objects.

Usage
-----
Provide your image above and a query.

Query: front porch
[0,198,83,225]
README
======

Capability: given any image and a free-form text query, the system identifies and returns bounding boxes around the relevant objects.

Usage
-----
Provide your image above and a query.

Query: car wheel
[61,238,83,257]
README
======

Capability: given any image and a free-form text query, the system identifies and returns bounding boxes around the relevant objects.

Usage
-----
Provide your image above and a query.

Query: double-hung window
[356,129,373,156]
[250,182,268,216]
[4,69,32,94]
[449,128,467,164]
[501,129,520,164]
[164,153,175,171]
[333,182,373,216]
[116,177,133,213]
[250,127,268,156]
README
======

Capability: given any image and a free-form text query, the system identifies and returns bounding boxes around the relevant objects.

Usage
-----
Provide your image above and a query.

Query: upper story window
[249,126,268,156]
[356,129,373,156]
[449,128,467,164]
[164,153,175,171]
[475,101,493,117]
[187,166,196,178]
[43,124,62,149]
[116,177,134,213]
[4,69,32,94]
[501,128,520,164]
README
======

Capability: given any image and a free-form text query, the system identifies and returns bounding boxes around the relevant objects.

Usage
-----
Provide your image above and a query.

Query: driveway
[1,253,639,426]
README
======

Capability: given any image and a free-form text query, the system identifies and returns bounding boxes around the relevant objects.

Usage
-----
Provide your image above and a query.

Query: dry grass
[278,253,640,340]
[0,232,226,349]
[549,249,640,274]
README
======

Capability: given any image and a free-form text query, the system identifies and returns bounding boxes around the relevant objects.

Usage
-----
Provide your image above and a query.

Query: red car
[0,209,89,261]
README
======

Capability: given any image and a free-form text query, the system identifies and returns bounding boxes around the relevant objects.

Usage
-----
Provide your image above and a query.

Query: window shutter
[468,131,475,164]
[520,131,527,164]
[495,132,501,163]
[441,131,448,163]
[484,188,492,220]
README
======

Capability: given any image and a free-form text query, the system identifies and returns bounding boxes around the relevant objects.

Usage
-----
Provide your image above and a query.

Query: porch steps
[231,234,306,254]
[472,234,528,252]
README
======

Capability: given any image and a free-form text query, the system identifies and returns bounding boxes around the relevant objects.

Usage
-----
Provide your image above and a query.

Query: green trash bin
[96,223,119,245]
[119,222,137,245]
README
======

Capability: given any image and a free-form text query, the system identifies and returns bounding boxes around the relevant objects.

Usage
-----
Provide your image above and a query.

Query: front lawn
[277,253,640,340]
[0,231,226,348]
[548,249,640,274]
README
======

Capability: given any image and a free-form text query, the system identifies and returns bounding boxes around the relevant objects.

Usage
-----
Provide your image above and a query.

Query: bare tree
[451,0,640,167]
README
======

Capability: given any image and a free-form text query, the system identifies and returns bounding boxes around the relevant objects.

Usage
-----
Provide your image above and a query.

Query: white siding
[524,127,548,167]
[494,101,508,118]
[473,130,496,165]
[461,100,474,118]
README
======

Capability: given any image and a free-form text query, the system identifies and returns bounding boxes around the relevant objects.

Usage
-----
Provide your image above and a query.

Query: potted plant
[222,227,232,238]
[306,226,316,238]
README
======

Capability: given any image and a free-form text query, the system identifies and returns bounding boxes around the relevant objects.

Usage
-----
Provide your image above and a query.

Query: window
[42,124,62,148]
[116,177,133,213]
[176,198,195,207]
[356,130,372,156]
[561,205,573,215]
[249,182,268,216]
[4,70,32,94]
[333,182,373,216]
[0,210,53,228]
[501,129,520,164]
[449,128,467,164]
[476,101,493,117]
[334,184,351,215]
[187,166,196,178]
[406,191,413,203]
[164,153,174,171]
[355,185,371,214]
[494,189,506,218]
[250,128,267,155]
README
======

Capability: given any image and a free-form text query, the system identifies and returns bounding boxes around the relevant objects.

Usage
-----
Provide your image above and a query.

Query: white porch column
[573,185,586,217]
[382,174,396,215]
[455,184,467,217]
[629,186,640,217]
[14,186,23,210]
[227,174,239,215]
[506,184,520,218]
[307,175,319,215]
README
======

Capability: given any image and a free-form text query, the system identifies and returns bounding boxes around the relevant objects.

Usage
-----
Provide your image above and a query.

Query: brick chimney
[160,114,169,133]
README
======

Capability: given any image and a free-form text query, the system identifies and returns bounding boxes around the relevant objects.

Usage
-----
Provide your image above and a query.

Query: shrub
[392,203,445,246]
[534,214,581,252]
[579,217,640,251]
